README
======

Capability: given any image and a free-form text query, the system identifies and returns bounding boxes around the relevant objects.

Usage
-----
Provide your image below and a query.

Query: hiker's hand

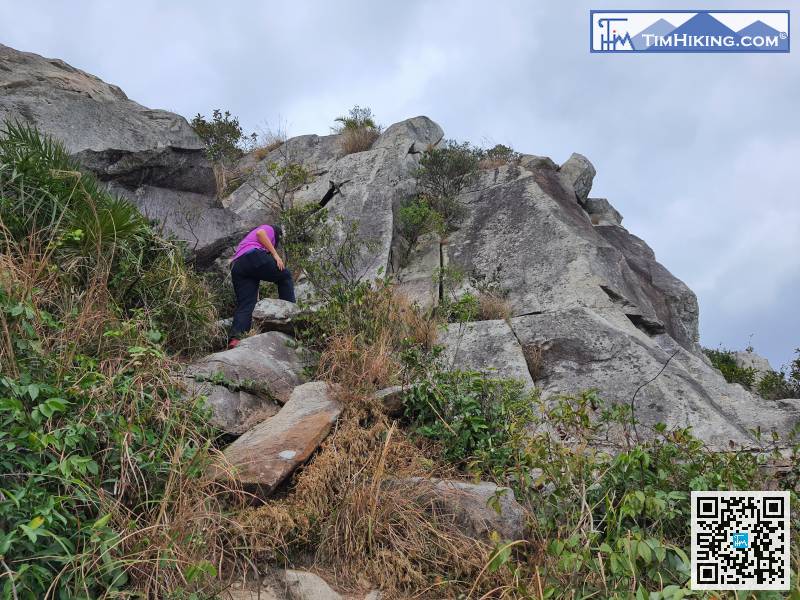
[274,255,285,271]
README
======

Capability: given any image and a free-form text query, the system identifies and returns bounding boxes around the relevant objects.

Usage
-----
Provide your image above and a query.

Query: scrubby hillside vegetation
[2,118,799,600]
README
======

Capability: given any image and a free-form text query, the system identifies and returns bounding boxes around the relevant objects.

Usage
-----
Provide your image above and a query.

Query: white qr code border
[691,491,790,590]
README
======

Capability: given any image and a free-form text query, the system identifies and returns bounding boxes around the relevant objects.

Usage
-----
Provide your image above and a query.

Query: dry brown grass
[241,413,501,598]
[339,127,380,155]
[317,331,398,394]
[523,344,545,383]
[478,156,510,170]
[391,290,439,350]
[478,292,512,321]
[251,138,284,161]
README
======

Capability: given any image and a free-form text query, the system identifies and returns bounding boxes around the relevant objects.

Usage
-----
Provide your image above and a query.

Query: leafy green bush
[703,348,756,388]
[415,140,480,230]
[402,369,536,473]
[479,143,521,168]
[396,196,442,265]
[190,109,256,163]
[0,281,229,598]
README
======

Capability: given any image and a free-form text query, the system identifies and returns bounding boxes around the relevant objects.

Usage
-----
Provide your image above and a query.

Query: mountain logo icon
[591,10,790,54]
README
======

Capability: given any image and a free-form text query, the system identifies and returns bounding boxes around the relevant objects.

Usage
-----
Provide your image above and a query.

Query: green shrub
[333,105,379,132]
[0,123,232,597]
[479,143,521,168]
[190,109,255,163]
[402,369,536,473]
[415,140,480,230]
[396,196,442,264]
[703,347,756,388]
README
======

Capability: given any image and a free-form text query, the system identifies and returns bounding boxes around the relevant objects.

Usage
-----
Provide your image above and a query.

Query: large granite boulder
[218,381,341,496]
[186,332,306,404]
[732,350,775,385]
[559,152,596,203]
[510,308,800,449]
[0,43,244,264]
[421,158,795,448]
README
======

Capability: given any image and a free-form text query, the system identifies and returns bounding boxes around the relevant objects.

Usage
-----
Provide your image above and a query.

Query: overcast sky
[2,0,798,368]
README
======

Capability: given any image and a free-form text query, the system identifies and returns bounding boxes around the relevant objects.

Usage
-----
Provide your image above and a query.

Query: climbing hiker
[228,223,295,349]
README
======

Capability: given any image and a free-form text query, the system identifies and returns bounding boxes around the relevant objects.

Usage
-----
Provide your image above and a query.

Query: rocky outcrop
[510,308,800,448]
[8,42,795,448]
[733,350,775,385]
[559,152,596,203]
[224,116,444,281]
[218,382,341,496]
[186,332,307,404]
[0,44,245,263]
[393,478,526,541]
[439,320,535,389]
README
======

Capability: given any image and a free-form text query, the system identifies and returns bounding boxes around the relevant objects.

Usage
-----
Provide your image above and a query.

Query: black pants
[230,250,295,338]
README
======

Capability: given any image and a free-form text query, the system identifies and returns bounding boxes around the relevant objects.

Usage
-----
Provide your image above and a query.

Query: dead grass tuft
[339,127,380,155]
[478,292,512,321]
[523,344,545,382]
[317,331,399,396]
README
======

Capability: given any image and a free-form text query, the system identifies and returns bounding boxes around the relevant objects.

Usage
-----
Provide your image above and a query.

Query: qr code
[691,491,789,590]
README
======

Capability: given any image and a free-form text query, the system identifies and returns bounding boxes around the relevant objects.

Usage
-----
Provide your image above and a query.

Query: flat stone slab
[186,332,306,404]
[220,381,341,496]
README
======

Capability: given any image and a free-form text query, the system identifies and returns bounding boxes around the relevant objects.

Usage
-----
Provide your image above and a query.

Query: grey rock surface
[0,44,241,266]
[225,116,444,283]
[510,307,800,449]
[281,570,342,600]
[439,320,535,389]
[394,232,440,309]
[183,378,280,435]
[559,152,596,203]
[219,381,341,495]
[186,332,306,404]
[732,350,775,384]
[397,478,526,541]
[584,197,623,226]
[217,298,302,335]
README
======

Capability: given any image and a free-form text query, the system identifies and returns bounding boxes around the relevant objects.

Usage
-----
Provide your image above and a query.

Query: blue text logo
[591,11,790,53]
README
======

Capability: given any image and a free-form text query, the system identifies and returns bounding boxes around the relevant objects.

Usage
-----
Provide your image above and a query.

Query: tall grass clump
[0,122,242,598]
[333,105,381,155]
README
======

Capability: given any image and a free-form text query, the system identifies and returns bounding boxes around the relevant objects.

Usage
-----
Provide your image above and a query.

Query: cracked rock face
[0,43,245,264]
[223,115,444,281]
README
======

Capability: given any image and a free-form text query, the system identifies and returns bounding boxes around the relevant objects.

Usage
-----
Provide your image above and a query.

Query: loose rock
[218,382,341,496]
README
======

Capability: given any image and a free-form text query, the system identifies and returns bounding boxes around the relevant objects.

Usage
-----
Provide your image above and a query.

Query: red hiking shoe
[227,338,240,350]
